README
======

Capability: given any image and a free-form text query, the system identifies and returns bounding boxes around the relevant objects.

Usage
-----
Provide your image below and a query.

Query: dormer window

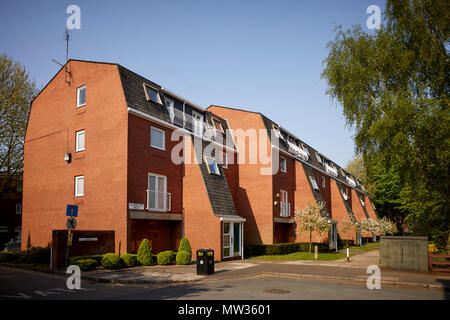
[310,177,319,190]
[272,125,282,139]
[211,118,224,133]
[316,153,322,164]
[205,157,220,175]
[144,84,162,104]
[301,144,310,156]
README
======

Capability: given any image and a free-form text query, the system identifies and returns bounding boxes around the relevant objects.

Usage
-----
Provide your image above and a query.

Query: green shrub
[27,246,51,264]
[178,238,192,263]
[101,253,120,269]
[157,251,176,265]
[69,255,104,266]
[176,251,191,265]
[120,254,139,268]
[137,239,152,266]
[75,259,97,271]
[0,251,23,263]
[244,242,329,258]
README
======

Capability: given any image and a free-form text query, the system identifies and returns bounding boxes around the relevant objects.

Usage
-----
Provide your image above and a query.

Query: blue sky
[0,0,385,167]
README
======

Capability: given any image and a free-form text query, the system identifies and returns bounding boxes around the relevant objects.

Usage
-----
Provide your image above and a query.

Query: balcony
[146,190,171,212]
[287,140,309,161]
[346,176,357,187]
[324,163,338,177]
[280,202,291,217]
[167,106,216,139]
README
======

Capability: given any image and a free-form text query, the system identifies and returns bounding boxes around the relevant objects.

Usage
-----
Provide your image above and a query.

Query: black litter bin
[196,249,214,275]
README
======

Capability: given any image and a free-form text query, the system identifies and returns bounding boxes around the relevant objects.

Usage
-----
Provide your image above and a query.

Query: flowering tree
[376,217,397,235]
[294,202,330,255]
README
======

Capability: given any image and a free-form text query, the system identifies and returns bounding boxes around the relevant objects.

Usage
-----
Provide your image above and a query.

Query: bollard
[346,244,350,262]
[314,245,318,260]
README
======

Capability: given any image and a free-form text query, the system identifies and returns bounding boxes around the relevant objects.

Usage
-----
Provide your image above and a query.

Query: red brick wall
[330,180,356,241]
[208,106,274,245]
[22,61,128,252]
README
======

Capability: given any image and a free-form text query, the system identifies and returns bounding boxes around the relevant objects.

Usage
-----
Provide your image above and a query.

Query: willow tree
[322,0,450,248]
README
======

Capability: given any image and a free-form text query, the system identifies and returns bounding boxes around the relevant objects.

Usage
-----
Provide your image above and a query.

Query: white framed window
[77,85,86,108]
[144,84,162,104]
[150,126,165,150]
[16,203,22,215]
[76,130,85,152]
[205,157,220,175]
[322,175,326,188]
[211,118,224,133]
[280,156,287,173]
[310,176,319,190]
[223,152,228,169]
[147,173,168,211]
[75,175,84,197]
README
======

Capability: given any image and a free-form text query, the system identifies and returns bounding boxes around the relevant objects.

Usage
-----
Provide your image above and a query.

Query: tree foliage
[322,0,449,248]
[0,53,37,198]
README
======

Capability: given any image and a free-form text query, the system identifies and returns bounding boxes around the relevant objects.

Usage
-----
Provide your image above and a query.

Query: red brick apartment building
[208,106,378,249]
[23,60,244,260]
[22,60,377,259]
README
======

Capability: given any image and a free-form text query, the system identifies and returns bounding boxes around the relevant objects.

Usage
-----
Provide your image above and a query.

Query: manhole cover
[264,289,290,294]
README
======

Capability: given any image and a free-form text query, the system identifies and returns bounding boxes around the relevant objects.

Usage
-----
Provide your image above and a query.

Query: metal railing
[146,190,171,212]
[324,163,338,177]
[280,202,291,217]
[287,140,309,161]
[167,107,217,139]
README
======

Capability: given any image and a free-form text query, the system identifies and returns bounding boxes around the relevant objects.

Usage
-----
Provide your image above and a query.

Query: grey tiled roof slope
[117,65,234,148]
[192,137,238,217]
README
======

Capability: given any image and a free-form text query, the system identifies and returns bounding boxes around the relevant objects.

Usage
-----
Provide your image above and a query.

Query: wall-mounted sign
[78,237,98,242]
[129,203,144,210]
[66,204,78,217]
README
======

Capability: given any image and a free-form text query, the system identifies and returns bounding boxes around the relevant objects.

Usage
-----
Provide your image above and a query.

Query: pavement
[66,250,450,292]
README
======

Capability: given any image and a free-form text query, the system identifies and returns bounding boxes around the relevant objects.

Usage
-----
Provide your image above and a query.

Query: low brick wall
[51,230,115,271]
[380,236,428,272]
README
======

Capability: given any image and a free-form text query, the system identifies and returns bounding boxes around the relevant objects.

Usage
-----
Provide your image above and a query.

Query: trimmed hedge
[177,237,192,265]
[69,255,104,266]
[101,253,120,269]
[0,251,23,263]
[120,254,139,268]
[75,259,97,271]
[176,251,191,265]
[157,251,176,265]
[244,242,329,258]
[27,246,51,264]
[137,239,152,266]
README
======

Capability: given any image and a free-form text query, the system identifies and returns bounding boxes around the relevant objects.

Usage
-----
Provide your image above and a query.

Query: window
[76,130,85,152]
[322,175,326,188]
[147,174,168,211]
[280,190,290,217]
[211,118,224,133]
[16,203,22,215]
[164,97,175,122]
[223,152,228,169]
[360,195,366,206]
[316,153,322,164]
[205,157,220,175]
[302,144,310,156]
[150,127,165,150]
[75,175,84,197]
[280,156,287,173]
[144,84,162,104]
[77,85,86,107]
[310,177,319,190]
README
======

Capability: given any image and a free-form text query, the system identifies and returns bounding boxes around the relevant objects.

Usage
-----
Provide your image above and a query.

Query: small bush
[101,253,120,269]
[27,246,51,264]
[137,239,152,266]
[120,254,139,268]
[178,238,192,263]
[176,251,191,265]
[75,259,97,271]
[157,251,176,265]
[69,255,104,266]
[0,251,23,263]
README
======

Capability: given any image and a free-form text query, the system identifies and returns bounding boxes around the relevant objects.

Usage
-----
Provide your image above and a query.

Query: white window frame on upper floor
[75,175,84,197]
[77,85,86,108]
[150,126,165,151]
[147,173,169,211]
[280,156,287,173]
[75,129,85,152]
[310,176,320,191]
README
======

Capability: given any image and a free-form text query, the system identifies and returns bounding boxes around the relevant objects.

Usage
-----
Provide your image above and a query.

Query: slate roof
[192,138,238,217]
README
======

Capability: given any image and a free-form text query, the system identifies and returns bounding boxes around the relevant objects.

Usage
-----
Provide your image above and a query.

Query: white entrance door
[192,111,204,136]
[223,222,241,258]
